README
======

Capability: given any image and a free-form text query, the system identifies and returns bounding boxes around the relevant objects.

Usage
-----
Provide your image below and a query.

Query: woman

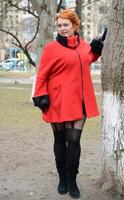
[33,9,106,199]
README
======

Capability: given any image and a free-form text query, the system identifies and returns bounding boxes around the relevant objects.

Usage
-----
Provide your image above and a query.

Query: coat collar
[56,33,80,49]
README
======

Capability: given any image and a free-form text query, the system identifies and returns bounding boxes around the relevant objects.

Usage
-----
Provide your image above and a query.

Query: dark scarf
[56,33,80,49]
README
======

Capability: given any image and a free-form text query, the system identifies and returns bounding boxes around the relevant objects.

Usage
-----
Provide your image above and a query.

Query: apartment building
[0,2,22,60]
[0,0,111,60]
[81,0,111,42]
[63,0,76,9]
[0,7,21,48]
[0,0,35,60]
[63,0,111,41]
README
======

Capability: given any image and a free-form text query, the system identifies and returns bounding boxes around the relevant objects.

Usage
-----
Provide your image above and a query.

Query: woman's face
[57,18,75,37]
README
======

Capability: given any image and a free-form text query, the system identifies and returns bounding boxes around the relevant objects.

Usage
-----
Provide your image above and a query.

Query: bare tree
[28,0,60,99]
[0,0,64,66]
[0,0,40,67]
[57,0,64,12]
[75,0,104,37]
[75,0,83,36]
[30,0,56,50]
[101,0,124,196]
[30,0,64,66]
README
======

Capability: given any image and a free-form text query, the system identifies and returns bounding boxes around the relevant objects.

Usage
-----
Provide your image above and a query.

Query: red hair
[56,9,80,32]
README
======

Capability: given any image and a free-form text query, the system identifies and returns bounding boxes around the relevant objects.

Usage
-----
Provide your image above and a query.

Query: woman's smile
[57,18,75,37]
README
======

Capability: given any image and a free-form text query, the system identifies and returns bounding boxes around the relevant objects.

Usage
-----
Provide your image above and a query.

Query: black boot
[53,130,68,194]
[56,160,68,194]
[58,178,68,194]
[67,171,80,199]
[66,128,82,199]
[57,161,68,194]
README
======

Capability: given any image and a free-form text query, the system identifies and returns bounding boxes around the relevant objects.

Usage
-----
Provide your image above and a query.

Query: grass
[0,71,101,140]
[0,71,35,78]
[0,84,101,140]
[83,94,101,140]
[91,73,101,80]
[0,84,40,128]
[0,71,101,80]
[0,82,32,89]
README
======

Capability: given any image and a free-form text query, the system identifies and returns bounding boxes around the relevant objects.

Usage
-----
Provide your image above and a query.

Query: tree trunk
[30,0,57,100]
[75,0,83,36]
[101,0,124,195]
[30,0,56,62]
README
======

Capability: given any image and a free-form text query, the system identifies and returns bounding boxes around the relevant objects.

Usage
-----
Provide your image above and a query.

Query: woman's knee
[66,128,81,146]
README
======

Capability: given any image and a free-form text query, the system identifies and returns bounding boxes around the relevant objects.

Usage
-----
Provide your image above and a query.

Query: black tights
[51,118,86,172]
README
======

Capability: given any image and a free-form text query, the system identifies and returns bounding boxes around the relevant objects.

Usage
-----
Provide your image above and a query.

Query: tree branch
[0,28,23,49]
[0,28,36,67]
[82,0,101,8]
[25,17,40,50]
[57,0,64,12]
[23,47,36,67]
[7,0,38,18]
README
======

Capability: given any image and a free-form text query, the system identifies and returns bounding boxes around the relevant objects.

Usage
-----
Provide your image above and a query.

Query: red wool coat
[33,36,99,122]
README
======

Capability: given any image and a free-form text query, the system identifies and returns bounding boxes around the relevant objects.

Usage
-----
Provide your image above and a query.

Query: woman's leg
[51,122,68,194]
[65,117,86,198]
[51,123,66,164]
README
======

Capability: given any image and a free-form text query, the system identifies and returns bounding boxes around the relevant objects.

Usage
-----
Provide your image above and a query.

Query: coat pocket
[49,84,62,110]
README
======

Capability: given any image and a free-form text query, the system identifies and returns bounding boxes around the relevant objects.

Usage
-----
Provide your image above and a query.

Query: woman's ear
[73,25,77,32]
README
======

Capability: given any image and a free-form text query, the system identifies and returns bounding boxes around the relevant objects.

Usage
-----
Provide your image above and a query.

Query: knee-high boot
[55,158,68,194]
[67,164,80,199]
[66,128,82,199]
[53,130,68,194]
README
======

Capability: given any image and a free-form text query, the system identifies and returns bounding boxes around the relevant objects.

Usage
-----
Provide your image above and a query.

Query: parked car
[0,63,2,70]
[0,58,26,71]
[91,63,101,70]
[0,58,19,69]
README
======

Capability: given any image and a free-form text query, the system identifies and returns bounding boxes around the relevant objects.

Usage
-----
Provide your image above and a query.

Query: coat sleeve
[33,45,56,97]
[89,45,100,63]
[82,39,100,63]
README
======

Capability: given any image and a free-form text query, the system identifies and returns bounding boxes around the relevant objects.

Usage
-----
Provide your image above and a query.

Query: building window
[98,24,107,35]
[87,6,91,10]
[87,0,91,4]
[87,12,91,16]
[87,19,91,23]
[99,6,108,14]
[82,25,85,30]
[10,21,13,26]
[16,20,19,24]
[23,11,27,15]
[87,25,91,29]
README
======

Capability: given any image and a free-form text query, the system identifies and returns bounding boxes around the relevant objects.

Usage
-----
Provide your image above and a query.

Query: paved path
[0,77,34,84]
[0,77,101,84]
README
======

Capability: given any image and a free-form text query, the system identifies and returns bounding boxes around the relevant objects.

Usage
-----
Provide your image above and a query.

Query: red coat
[33,36,99,122]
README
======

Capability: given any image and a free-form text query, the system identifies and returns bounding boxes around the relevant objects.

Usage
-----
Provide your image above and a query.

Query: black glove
[32,95,50,113]
[90,28,107,55]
